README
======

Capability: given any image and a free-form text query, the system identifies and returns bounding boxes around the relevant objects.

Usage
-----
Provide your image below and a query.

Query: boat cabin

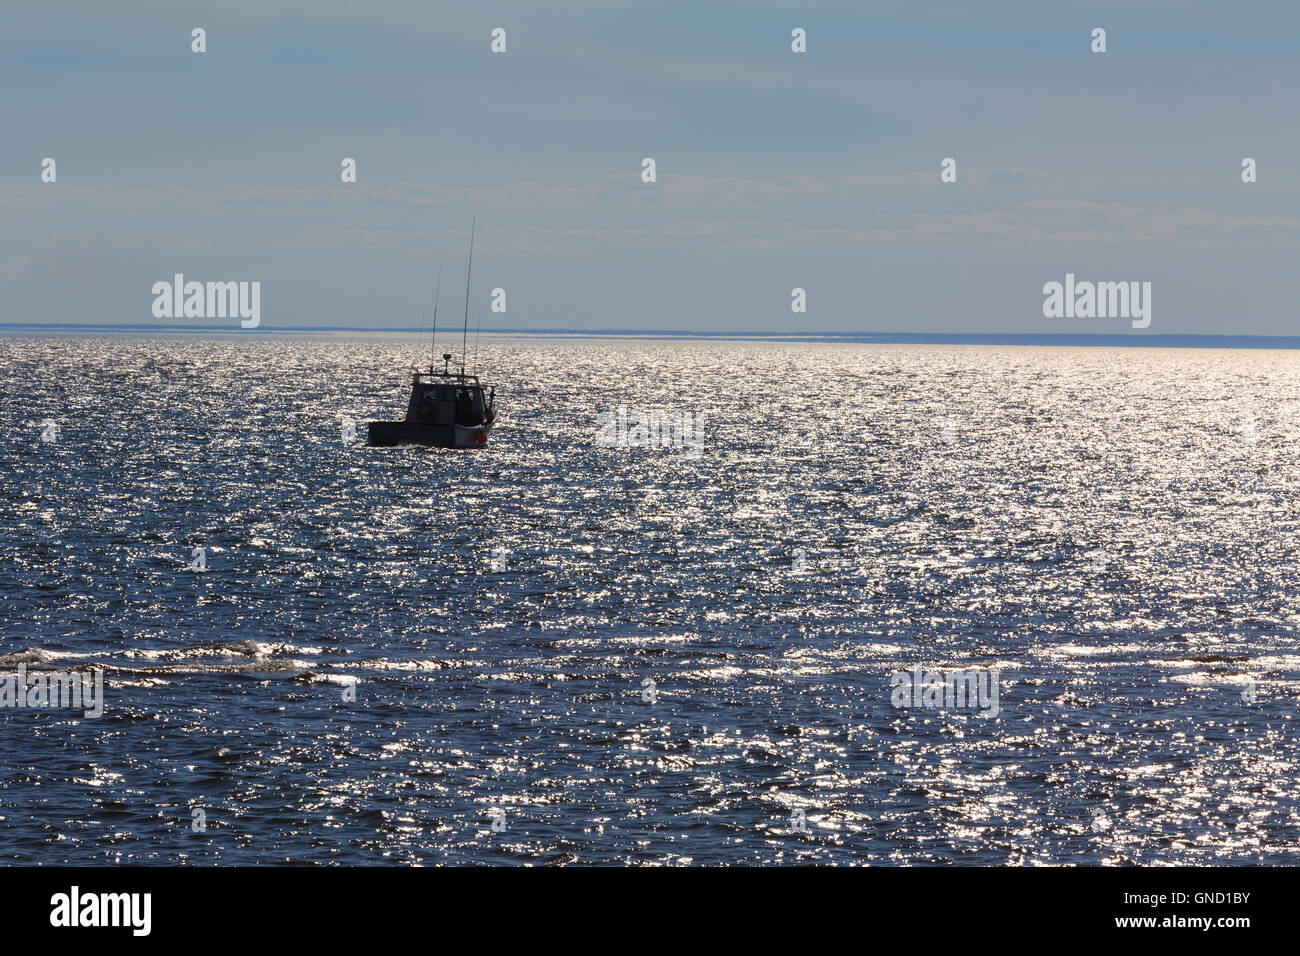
[408,373,492,426]
[404,353,494,429]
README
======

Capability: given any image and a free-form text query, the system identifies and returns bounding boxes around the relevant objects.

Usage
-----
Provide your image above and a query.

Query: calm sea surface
[2,335,1299,865]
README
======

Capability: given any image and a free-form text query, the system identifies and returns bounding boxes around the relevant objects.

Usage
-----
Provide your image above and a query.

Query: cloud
[986,168,1027,187]
[5,173,1297,255]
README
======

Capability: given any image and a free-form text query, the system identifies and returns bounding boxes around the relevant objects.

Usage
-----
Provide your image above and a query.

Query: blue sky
[2,0,1298,333]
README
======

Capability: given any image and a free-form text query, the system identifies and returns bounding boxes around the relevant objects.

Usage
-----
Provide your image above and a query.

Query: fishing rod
[431,252,444,373]
[461,217,475,376]
[474,311,482,376]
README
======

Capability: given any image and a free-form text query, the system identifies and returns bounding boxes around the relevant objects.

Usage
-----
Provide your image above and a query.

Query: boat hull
[367,420,492,448]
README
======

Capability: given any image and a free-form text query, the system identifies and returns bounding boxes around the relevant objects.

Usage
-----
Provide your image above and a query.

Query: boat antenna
[461,217,475,376]
[431,252,444,373]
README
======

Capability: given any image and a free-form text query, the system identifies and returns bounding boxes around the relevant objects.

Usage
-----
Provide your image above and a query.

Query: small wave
[233,659,317,679]
[124,640,324,661]
[0,647,68,666]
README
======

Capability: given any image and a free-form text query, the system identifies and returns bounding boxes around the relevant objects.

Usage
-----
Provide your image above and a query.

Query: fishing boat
[368,220,498,448]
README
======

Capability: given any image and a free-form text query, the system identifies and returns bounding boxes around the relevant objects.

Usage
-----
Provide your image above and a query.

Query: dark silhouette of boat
[368,353,496,447]
[368,220,498,448]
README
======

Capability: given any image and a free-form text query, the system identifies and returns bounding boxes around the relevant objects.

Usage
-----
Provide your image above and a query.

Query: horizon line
[3,323,1300,349]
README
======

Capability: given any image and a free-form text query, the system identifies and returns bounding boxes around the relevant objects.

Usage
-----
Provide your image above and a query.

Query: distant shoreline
[1,323,1298,350]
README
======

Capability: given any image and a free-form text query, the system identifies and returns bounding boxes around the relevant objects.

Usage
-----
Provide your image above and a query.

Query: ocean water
[2,334,1299,865]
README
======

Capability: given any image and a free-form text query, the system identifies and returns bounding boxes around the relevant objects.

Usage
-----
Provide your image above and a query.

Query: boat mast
[431,252,444,373]
[461,217,475,375]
